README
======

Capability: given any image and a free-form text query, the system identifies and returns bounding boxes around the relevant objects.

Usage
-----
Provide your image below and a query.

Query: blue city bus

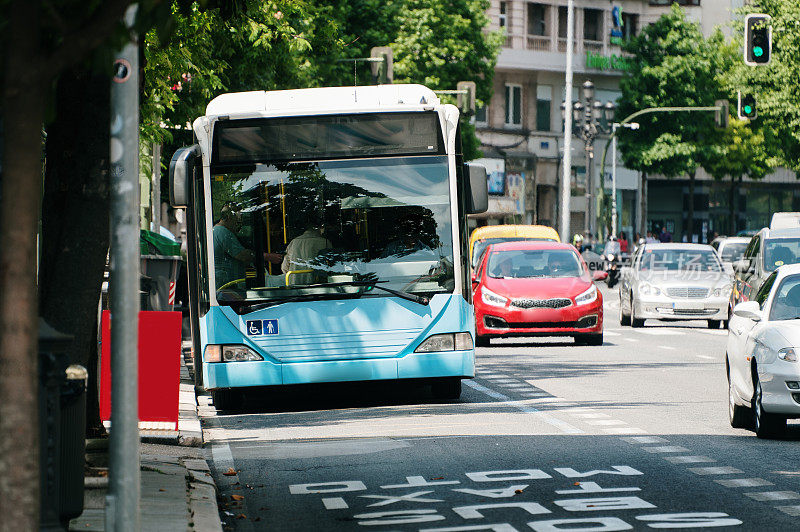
[169,84,487,409]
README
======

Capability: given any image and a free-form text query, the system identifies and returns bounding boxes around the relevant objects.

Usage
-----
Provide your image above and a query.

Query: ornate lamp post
[561,80,615,240]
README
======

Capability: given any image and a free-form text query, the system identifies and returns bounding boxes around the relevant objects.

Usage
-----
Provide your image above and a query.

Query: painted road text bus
[169,84,487,409]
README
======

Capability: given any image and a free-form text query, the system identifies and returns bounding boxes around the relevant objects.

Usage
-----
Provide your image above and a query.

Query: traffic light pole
[598,105,723,235]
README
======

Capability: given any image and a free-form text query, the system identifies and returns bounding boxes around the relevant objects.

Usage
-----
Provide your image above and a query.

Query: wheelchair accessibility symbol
[246,319,279,336]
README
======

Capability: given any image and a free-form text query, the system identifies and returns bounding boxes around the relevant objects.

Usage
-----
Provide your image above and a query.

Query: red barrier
[100,310,182,427]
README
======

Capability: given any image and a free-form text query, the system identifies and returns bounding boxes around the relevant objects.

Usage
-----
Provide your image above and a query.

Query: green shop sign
[586,51,634,72]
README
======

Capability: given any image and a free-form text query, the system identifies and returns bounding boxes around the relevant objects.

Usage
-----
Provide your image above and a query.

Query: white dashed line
[776,506,800,516]
[745,491,800,502]
[643,446,692,454]
[688,466,743,475]
[602,427,648,435]
[570,412,610,419]
[621,436,668,444]
[716,478,774,488]
[697,355,716,361]
[659,345,677,351]
[585,419,628,426]
[664,456,716,464]
[464,380,583,435]
[322,497,349,510]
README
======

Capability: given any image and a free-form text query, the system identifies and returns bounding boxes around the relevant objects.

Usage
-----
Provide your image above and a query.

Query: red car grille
[510,298,572,309]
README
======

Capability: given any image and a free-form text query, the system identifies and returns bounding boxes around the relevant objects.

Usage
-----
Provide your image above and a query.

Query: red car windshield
[487,249,583,279]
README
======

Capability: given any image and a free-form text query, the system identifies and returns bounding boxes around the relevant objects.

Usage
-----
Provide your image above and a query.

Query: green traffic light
[753,46,764,58]
[744,105,753,114]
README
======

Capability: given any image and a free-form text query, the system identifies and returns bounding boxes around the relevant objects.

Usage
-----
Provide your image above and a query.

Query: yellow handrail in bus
[280,178,287,244]
[217,278,245,290]
[285,270,313,286]
[265,185,272,275]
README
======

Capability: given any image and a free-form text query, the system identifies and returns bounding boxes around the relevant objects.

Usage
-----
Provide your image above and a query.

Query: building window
[622,13,638,40]
[527,3,549,36]
[499,1,507,28]
[475,105,488,127]
[536,85,552,132]
[558,6,568,39]
[584,9,602,42]
[505,84,522,127]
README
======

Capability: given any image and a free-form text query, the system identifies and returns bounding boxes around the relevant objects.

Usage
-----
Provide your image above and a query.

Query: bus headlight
[204,344,264,363]
[415,333,474,352]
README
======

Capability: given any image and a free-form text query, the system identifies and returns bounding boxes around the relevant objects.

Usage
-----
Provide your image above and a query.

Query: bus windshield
[209,156,454,305]
[764,238,800,271]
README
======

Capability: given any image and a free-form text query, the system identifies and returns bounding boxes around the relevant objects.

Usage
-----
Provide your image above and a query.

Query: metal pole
[106,6,140,532]
[151,143,161,232]
[584,142,591,237]
[611,124,618,237]
[560,0,575,242]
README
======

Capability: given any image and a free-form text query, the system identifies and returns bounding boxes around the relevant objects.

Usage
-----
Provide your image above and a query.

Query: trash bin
[39,319,86,531]
[140,230,183,311]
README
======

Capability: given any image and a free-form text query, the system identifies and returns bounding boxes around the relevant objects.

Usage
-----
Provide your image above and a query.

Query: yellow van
[469,224,560,268]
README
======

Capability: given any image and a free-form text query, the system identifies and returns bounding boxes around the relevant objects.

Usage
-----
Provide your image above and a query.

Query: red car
[472,241,606,347]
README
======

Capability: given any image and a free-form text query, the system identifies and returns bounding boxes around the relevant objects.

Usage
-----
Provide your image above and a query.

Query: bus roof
[206,84,441,116]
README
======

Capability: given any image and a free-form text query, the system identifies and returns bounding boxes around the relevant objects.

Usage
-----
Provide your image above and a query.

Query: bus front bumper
[203,350,475,390]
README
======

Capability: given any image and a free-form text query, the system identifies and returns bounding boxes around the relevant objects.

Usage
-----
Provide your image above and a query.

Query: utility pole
[106,6,140,531]
[560,0,575,242]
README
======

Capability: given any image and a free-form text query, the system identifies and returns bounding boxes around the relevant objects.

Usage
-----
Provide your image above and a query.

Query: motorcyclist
[572,234,584,253]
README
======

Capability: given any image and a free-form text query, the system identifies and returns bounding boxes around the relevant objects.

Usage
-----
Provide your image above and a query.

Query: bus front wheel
[212,389,241,411]
[432,378,462,400]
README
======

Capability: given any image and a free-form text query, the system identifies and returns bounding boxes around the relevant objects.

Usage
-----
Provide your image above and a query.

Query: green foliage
[617,4,721,178]
[703,118,772,181]
[142,0,502,162]
[725,0,800,172]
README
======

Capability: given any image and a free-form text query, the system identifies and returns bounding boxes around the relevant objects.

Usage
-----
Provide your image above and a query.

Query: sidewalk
[69,353,221,531]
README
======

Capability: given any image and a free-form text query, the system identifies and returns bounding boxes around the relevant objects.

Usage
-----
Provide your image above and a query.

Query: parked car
[730,227,800,319]
[711,236,750,267]
[619,243,732,329]
[469,225,560,274]
[727,264,800,438]
[472,241,606,347]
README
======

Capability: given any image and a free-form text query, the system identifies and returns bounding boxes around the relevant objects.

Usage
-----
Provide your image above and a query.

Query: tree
[703,119,772,234]
[617,4,721,239]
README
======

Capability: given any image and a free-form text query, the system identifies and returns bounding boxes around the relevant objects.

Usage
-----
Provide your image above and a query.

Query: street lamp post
[562,80,615,241]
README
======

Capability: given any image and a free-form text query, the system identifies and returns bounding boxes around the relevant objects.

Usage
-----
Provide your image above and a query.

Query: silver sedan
[619,243,733,329]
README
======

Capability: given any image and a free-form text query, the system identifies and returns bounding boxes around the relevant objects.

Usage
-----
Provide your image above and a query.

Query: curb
[184,458,223,532]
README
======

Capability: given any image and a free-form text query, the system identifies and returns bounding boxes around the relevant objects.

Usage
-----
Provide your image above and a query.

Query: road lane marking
[745,491,800,502]
[604,331,621,337]
[569,412,609,418]
[602,427,648,435]
[664,456,716,464]
[716,478,773,488]
[776,506,800,516]
[585,419,627,426]
[624,337,637,342]
[696,355,716,360]
[659,346,677,351]
[637,329,681,336]
[463,380,583,435]
[322,497,349,510]
[621,436,668,444]
[642,446,691,453]
[688,466,743,475]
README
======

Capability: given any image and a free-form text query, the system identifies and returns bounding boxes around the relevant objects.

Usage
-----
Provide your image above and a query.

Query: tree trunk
[0,3,45,528]
[687,170,696,243]
[39,68,111,436]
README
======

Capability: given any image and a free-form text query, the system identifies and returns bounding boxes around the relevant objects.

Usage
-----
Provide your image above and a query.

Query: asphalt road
[201,286,800,531]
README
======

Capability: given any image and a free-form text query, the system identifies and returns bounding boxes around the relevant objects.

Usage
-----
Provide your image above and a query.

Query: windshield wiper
[307,280,431,306]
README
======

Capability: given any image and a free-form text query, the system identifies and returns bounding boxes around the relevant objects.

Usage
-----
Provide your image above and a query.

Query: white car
[727,264,800,438]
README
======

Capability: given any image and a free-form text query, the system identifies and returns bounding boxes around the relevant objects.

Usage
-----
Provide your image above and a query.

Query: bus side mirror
[467,163,488,214]
[169,145,200,207]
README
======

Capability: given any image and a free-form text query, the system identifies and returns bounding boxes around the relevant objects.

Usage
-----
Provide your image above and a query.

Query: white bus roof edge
[205,84,441,116]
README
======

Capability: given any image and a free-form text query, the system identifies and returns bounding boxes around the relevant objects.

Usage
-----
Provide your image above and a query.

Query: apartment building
[473,0,739,239]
